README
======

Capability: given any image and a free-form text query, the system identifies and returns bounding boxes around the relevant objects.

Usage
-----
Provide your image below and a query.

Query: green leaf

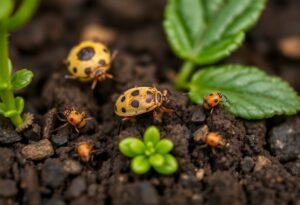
[119,137,145,157]
[153,154,178,175]
[189,65,300,119]
[149,154,165,167]
[14,97,24,114]
[11,69,33,90]
[155,139,174,154]
[143,126,160,145]
[0,0,14,21]
[131,156,151,174]
[163,0,266,65]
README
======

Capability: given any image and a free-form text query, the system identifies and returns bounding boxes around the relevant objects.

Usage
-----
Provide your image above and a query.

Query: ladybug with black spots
[203,92,223,110]
[64,40,117,90]
[57,107,93,133]
[115,86,173,120]
[204,132,228,149]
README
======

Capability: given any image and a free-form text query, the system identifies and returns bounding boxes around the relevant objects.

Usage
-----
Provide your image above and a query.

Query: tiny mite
[115,86,172,120]
[203,92,223,110]
[76,142,92,162]
[64,40,117,90]
[57,107,93,133]
[204,132,227,149]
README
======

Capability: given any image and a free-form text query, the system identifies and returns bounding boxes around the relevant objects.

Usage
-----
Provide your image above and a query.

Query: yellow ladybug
[115,86,173,120]
[64,40,117,90]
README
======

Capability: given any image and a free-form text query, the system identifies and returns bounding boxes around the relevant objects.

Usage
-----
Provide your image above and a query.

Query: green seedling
[163,0,300,119]
[0,0,40,131]
[119,126,178,175]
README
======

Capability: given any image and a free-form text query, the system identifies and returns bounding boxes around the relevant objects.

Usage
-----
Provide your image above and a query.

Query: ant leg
[52,122,68,132]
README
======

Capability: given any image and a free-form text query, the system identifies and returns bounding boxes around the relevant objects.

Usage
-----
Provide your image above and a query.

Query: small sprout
[115,86,173,121]
[76,142,93,162]
[0,0,40,131]
[64,40,117,90]
[119,126,178,175]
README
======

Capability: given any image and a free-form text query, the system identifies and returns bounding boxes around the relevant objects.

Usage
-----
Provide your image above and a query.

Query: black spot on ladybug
[131,90,140,96]
[103,48,108,53]
[69,118,74,122]
[98,59,106,66]
[121,108,126,113]
[85,67,92,75]
[121,96,126,102]
[73,67,78,73]
[75,112,79,115]
[77,47,95,61]
[131,100,139,108]
[146,91,154,103]
[209,93,214,96]
[214,99,219,103]
[66,61,70,66]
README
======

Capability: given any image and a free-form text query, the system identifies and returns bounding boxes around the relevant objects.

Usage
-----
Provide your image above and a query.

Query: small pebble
[45,198,66,205]
[191,108,206,123]
[254,155,272,172]
[23,123,42,141]
[269,120,300,162]
[240,157,254,173]
[193,125,209,142]
[0,179,17,197]
[0,118,21,144]
[21,139,54,160]
[0,148,14,176]
[42,159,67,188]
[51,134,68,146]
[65,177,86,199]
[63,160,82,175]
[195,169,205,181]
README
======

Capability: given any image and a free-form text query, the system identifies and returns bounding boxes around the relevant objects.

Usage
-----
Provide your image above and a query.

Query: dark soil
[1,0,300,204]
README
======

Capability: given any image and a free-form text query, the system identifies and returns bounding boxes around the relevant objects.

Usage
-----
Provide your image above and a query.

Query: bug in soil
[114,86,173,121]
[76,142,93,162]
[64,40,118,90]
[203,92,223,110]
[193,126,228,149]
[56,107,93,133]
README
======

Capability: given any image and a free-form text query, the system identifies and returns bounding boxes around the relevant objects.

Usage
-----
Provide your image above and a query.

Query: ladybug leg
[152,110,163,122]
[122,116,135,121]
[65,74,78,80]
[105,73,113,79]
[199,144,208,149]
[75,127,80,133]
[91,79,98,90]
[160,106,173,113]
[55,113,66,122]
[111,50,119,61]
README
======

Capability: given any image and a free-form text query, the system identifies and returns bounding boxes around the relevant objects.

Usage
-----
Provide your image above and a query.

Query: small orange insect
[203,92,223,110]
[204,132,227,149]
[76,142,93,161]
[57,107,93,133]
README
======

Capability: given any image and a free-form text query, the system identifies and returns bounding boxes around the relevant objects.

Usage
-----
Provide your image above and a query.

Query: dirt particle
[21,139,54,160]
[0,117,21,144]
[240,157,255,173]
[65,176,86,199]
[254,155,272,172]
[42,159,67,188]
[195,168,205,181]
[64,159,82,175]
[269,119,300,162]
[0,179,17,197]
[193,125,209,142]
[0,148,14,176]
[51,133,68,146]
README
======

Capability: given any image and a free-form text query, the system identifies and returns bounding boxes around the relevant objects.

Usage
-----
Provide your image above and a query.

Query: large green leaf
[163,0,266,65]
[189,65,300,119]
[0,0,14,21]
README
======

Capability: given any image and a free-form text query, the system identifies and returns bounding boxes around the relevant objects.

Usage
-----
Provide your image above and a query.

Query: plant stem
[0,29,24,128]
[174,61,195,90]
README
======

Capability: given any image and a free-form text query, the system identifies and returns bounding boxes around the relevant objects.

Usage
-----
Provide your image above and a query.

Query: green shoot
[0,0,39,131]
[119,126,178,175]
